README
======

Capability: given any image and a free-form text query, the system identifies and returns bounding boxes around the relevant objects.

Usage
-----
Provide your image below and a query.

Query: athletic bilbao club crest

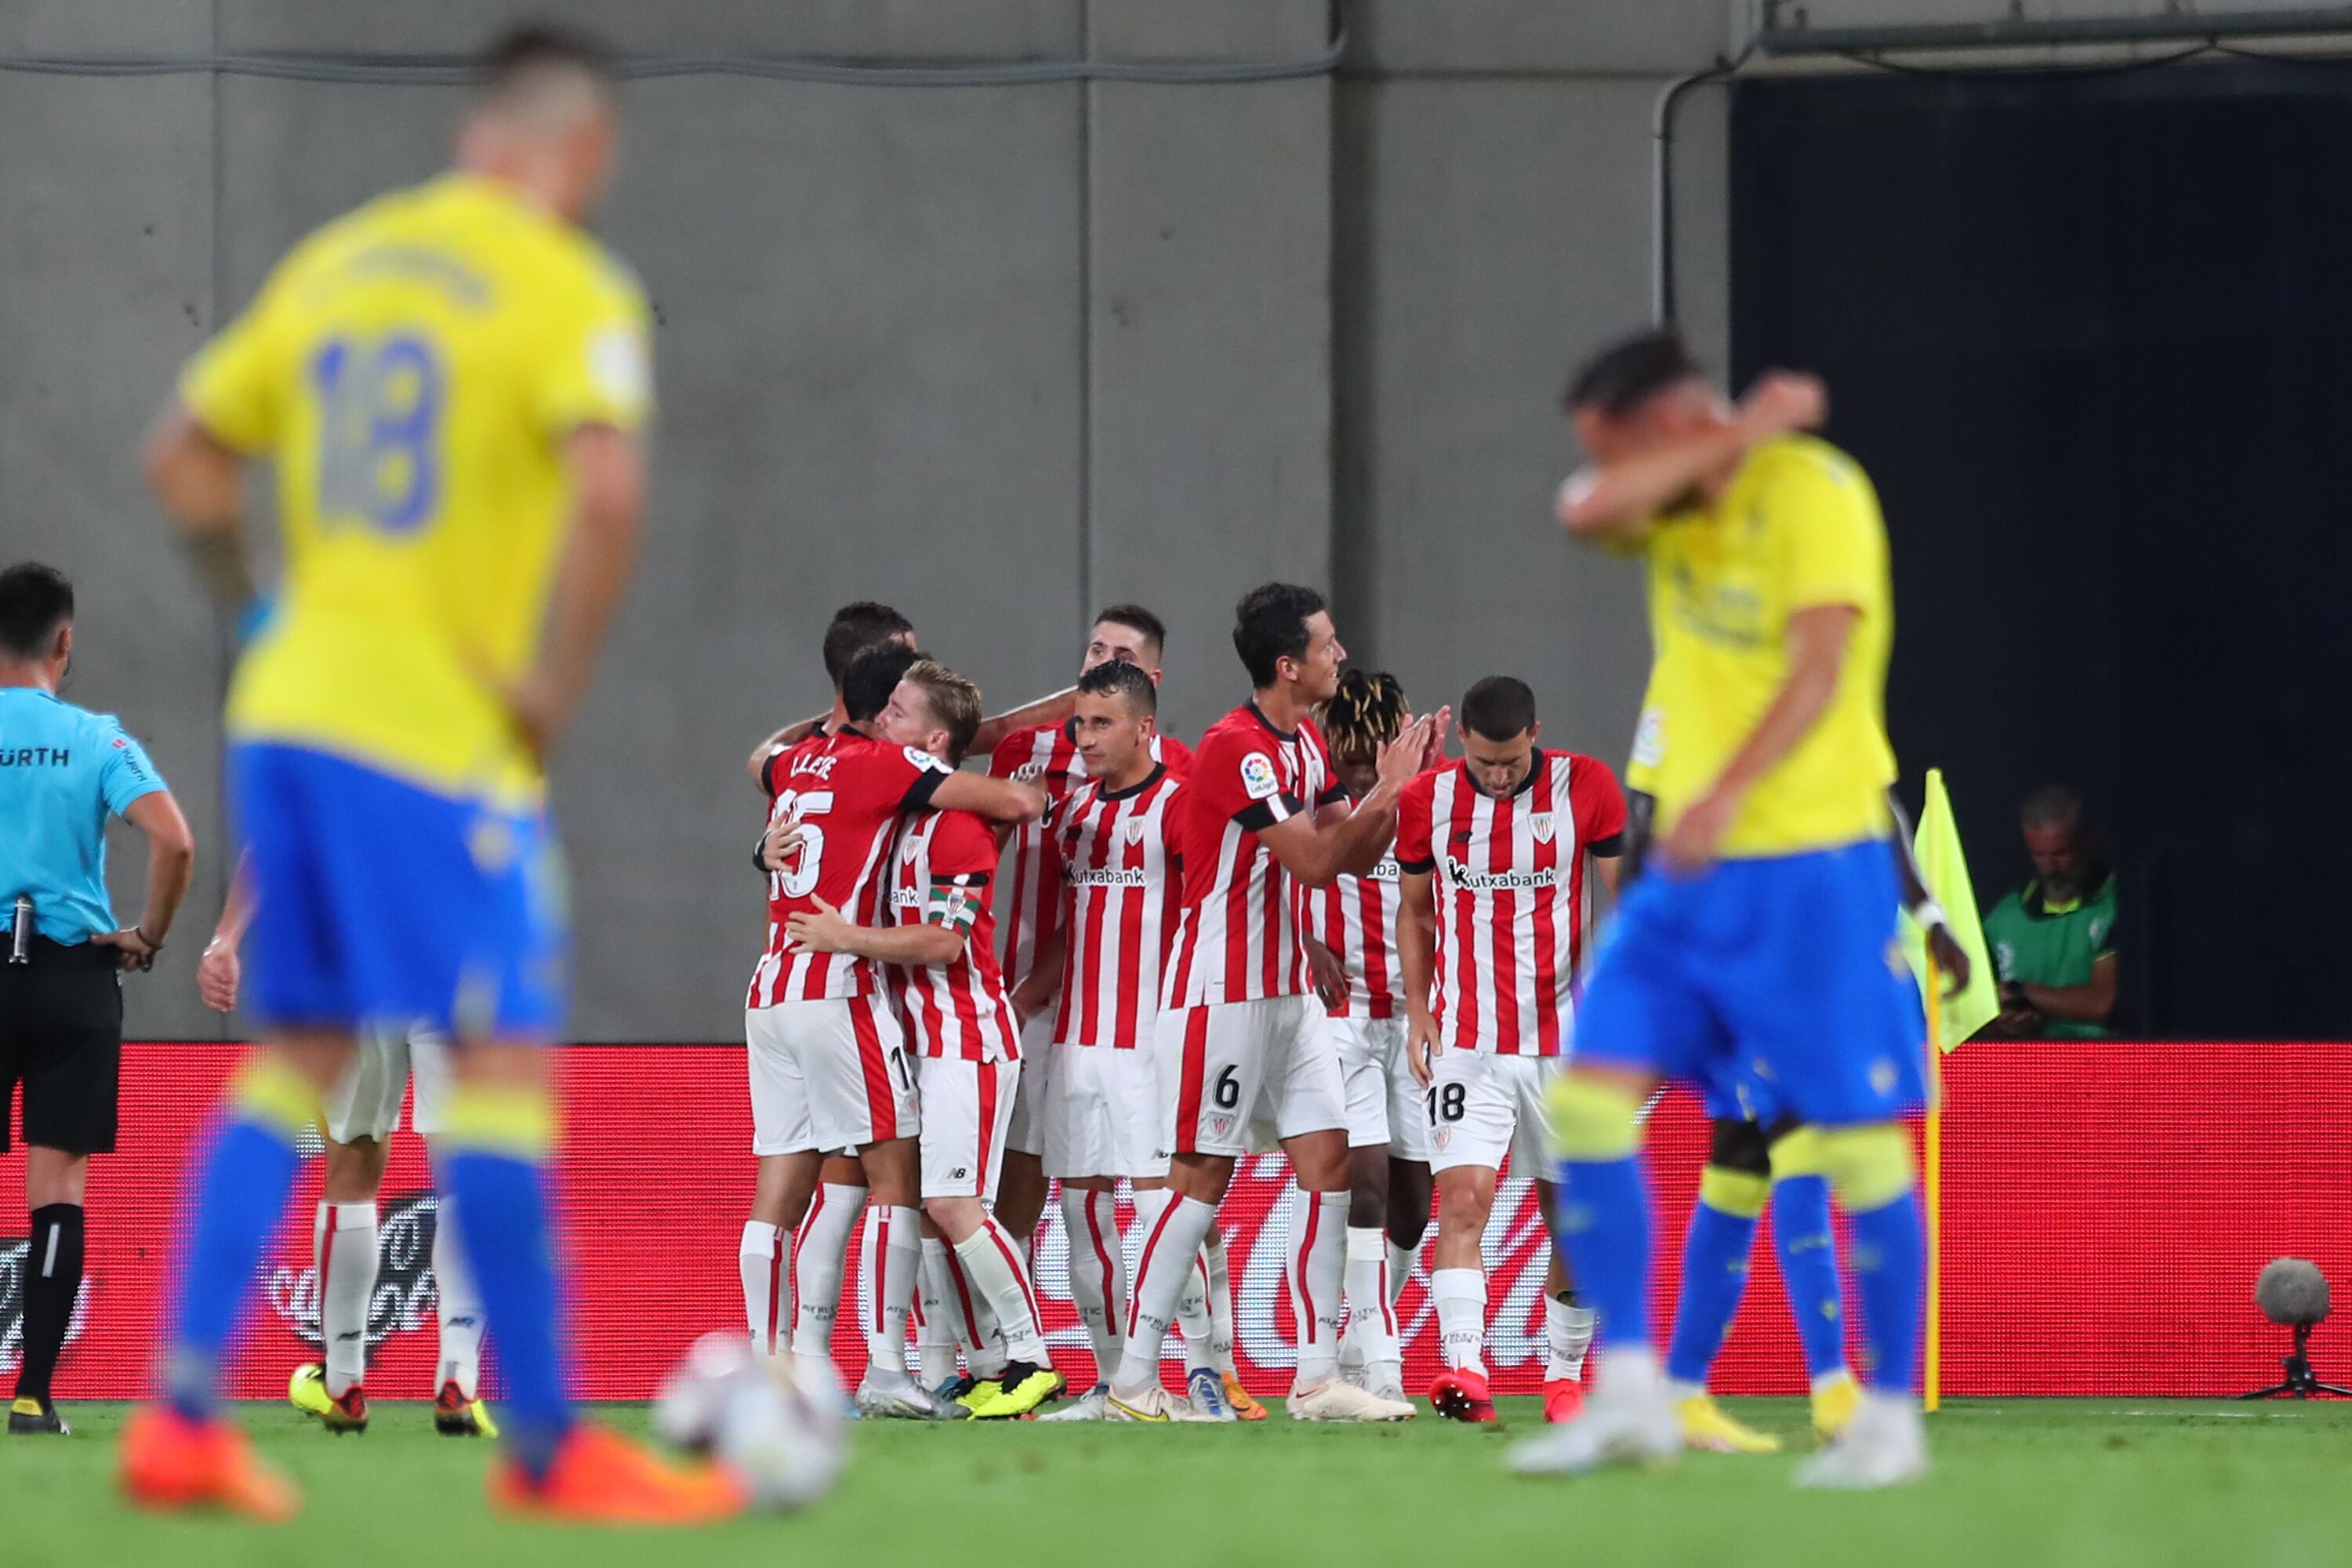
[1210,1114,1236,1139]
[1432,1125,1452,1152]
[1125,818,1149,844]
[1530,813,1557,844]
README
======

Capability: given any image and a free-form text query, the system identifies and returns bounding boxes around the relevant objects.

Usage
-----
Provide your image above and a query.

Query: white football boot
[1038,1385,1112,1423]
[1793,1391,1929,1490]
[854,1373,948,1421]
[1287,1380,1415,1422]
[1105,1384,1215,1423]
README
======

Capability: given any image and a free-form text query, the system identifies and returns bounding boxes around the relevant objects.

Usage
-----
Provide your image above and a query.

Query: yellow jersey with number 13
[1624,434,1896,859]
[179,172,652,808]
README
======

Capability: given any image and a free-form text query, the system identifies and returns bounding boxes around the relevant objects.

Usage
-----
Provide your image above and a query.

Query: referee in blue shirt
[0,562,194,1435]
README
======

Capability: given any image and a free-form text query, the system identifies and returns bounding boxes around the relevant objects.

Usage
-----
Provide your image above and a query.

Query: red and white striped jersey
[988,720,1193,989]
[1393,750,1627,1054]
[886,808,1021,1063]
[1164,702,1350,1008]
[747,729,953,1007]
[1313,836,1404,1021]
[1051,764,1185,1049]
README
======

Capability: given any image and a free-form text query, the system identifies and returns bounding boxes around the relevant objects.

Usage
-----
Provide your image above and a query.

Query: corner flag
[1900,768,1998,1051]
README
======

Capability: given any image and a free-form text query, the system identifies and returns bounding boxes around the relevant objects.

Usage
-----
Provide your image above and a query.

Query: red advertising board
[5,1041,2347,1401]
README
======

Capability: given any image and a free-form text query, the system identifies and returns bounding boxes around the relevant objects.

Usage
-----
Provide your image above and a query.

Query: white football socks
[1546,1291,1597,1384]
[862,1204,920,1378]
[790,1182,863,1360]
[1344,1225,1401,1376]
[953,1218,1051,1366]
[430,1186,485,1399]
[1432,1266,1489,1376]
[315,1201,378,1398]
[1112,1190,1215,1396]
[739,1218,789,1358]
[1202,1225,1237,1376]
[1287,1189,1348,1389]
[1061,1188,1126,1384]
[916,1237,964,1385]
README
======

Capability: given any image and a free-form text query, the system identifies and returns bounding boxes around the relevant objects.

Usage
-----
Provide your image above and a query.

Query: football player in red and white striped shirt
[1395,676,1625,1426]
[1109,584,1436,1424]
[1307,671,1438,1408]
[739,602,914,1385]
[985,608,1196,1313]
[1016,661,1195,1419]
[741,643,1044,1418]
[785,661,1064,1421]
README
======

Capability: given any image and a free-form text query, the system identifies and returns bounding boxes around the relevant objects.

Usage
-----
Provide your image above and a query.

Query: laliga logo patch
[1530,813,1557,844]
[1240,753,1281,802]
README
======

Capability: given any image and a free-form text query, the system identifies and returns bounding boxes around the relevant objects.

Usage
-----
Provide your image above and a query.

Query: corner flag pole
[1923,952,1944,1414]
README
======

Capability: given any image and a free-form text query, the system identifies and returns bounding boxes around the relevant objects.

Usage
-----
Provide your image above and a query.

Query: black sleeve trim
[760,750,783,797]
[900,765,949,815]
[1234,792,1305,835]
[1587,833,1624,858]
[1316,782,1348,808]
[1396,857,1436,876]
[750,830,773,876]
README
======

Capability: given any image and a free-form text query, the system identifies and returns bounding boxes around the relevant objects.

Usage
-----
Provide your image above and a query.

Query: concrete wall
[14,0,1733,1040]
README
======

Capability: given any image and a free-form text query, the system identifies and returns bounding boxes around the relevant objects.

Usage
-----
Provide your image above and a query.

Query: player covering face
[1512,328,1929,1490]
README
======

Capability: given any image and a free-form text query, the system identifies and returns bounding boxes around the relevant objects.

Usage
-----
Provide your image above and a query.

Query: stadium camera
[2238,1258,2350,1400]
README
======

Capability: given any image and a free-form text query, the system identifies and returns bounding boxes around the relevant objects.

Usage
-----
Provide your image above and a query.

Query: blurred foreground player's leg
[124,24,738,1524]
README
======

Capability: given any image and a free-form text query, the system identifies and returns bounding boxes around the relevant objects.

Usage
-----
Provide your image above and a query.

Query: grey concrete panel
[216,0,1081,58]
[1334,76,1678,762]
[0,71,221,1038]
[1086,78,1332,740]
[1775,0,2338,27]
[1352,0,1731,76]
[561,80,1084,1040]
[1087,0,1334,60]
[0,0,210,52]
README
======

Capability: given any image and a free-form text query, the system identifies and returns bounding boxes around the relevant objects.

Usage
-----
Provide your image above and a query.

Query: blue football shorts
[1573,838,1926,1128]
[229,741,568,1040]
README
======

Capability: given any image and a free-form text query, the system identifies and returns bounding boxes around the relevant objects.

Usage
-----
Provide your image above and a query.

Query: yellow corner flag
[1900,768,1999,1051]
[1900,768,1995,1415]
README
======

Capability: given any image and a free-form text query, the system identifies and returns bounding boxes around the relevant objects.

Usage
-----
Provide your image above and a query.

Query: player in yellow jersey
[1507,330,1929,1490]
[119,26,741,1525]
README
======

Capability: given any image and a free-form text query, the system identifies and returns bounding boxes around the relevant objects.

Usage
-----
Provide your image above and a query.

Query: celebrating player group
[108,17,1945,1529]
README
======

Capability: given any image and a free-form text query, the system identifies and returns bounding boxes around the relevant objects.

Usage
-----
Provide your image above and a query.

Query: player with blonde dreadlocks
[1306,670,1439,1401]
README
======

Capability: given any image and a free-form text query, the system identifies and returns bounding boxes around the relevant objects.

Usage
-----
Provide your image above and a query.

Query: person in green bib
[1983,785,2118,1039]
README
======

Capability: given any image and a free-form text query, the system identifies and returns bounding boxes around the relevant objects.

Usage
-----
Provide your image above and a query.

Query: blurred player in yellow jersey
[1508,330,1929,1490]
[120,26,742,1524]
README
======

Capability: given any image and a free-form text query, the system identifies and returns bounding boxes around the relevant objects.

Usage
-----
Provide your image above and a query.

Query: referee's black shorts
[0,937,123,1156]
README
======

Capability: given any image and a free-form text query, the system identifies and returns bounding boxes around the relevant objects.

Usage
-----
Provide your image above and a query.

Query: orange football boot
[1221,1371,1268,1422]
[488,1421,747,1525]
[1429,1368,1500,1424]
[1541,1376,1586,1424]
[120,1406,300,1523]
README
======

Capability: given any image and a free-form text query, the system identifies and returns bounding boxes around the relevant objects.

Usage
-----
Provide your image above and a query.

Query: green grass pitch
[6,1398,2349,1568]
